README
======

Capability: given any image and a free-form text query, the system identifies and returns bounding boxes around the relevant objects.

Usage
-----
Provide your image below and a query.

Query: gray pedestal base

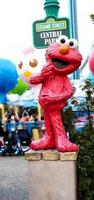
[25,150,78,200]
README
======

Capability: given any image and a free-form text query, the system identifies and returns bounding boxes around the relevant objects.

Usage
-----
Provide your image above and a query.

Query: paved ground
[0,156,29,200]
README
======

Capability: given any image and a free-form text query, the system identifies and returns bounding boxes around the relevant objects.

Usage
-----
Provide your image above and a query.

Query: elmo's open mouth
[53,58,69,69]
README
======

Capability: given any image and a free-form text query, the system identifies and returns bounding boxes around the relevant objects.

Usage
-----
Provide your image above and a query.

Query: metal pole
[68,0,80,79]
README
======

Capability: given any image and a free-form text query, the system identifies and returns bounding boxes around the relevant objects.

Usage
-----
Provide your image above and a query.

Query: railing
[3,119,94,135]
[3,121,44,135]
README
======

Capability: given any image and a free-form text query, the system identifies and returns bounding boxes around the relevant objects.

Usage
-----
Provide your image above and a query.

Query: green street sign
[32,17,70,49]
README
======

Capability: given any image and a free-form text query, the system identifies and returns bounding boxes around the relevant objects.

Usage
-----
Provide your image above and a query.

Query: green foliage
[62,108,94,199]
[90,14,94,23]
[62,111,94,200]
[61,106,76,133]
[62,79,94,199]
[75,129,94,200]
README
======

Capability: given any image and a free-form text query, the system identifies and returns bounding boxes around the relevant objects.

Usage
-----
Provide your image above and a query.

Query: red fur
[29,41,82,152]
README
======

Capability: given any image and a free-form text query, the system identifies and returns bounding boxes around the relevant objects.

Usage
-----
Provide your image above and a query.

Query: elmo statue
[29,35,82,152]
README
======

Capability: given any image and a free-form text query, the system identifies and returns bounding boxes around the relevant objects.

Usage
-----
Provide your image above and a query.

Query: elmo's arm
[29,63,53,85]
[58,78,74,101]
[41,77,74,104]
[29,72,44,84]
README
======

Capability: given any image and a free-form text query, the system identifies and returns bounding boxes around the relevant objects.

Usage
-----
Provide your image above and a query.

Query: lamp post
[68,0,80,79]
[44,0,60,18]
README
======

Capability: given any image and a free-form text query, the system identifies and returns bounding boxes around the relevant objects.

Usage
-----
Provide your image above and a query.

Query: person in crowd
[0,119,4,137]
[40,116,45,137]
[2,108,21,155]
[17,123,31,146]
[29,112,40,140]
[20,110,30,122]
[4,108,19,122]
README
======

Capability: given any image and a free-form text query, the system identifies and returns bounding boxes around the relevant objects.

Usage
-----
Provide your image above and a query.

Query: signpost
[33,17,70,49]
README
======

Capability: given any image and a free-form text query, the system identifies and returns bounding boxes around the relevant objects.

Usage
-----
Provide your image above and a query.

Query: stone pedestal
[25,150,78,200]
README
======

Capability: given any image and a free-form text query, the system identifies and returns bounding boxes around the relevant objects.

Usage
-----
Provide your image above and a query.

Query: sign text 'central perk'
[33,17,70,48]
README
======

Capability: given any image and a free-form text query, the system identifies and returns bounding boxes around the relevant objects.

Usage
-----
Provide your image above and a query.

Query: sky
[0,0,94,69]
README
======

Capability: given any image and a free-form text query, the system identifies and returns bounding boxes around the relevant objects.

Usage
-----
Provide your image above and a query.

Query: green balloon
[9,79,30,95]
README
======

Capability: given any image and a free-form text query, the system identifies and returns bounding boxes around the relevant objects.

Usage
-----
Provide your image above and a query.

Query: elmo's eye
[57,35,68,45]
[29,59,38,67]
[18,61,23,69]
[68,38,78,49]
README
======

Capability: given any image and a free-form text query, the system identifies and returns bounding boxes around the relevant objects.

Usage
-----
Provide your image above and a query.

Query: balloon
[17,47,45,99]
[10,79,30,96]
[0,58,18,103]
[89,49,94,74]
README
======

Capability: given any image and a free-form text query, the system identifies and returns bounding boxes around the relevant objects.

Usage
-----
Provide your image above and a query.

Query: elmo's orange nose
[59,44,69,55]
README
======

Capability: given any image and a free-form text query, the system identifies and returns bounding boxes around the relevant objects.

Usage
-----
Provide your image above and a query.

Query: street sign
[32,17,70,49]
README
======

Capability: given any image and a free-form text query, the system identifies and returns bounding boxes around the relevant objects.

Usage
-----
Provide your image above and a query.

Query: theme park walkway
[0,156,29,200]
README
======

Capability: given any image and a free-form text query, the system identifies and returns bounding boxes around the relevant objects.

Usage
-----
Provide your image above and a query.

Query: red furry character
[29,35,82,152]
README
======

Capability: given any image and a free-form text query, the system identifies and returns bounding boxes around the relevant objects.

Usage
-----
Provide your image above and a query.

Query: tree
[90,14,94,23]
[71,79,94,131]
[62,79,94,200]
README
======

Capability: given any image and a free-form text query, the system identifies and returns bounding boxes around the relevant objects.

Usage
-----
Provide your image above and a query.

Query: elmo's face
[45,35,82,75]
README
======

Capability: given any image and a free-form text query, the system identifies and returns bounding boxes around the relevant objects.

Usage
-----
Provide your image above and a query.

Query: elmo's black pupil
[69,41,74,46]
[61,39,65,43]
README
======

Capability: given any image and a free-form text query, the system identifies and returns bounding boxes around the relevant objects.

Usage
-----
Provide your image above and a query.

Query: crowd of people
[0,108,45,156]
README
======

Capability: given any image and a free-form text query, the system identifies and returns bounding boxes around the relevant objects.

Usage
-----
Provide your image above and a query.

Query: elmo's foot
[30,136,55,150]
[56,139,79,152]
